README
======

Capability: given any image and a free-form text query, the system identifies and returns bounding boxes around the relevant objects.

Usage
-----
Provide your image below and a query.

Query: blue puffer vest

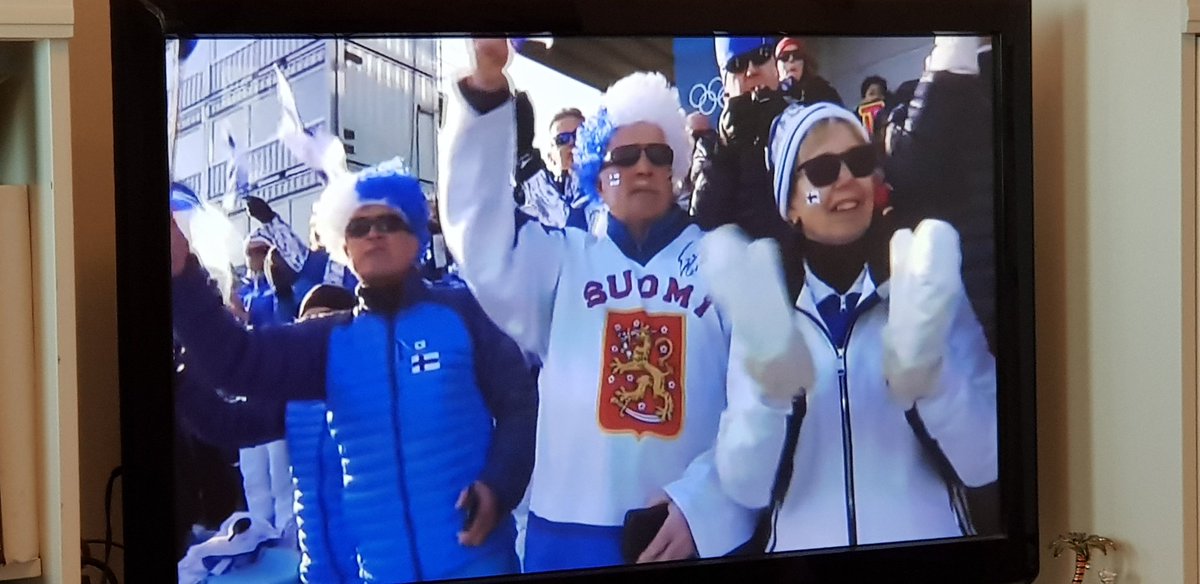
[323,302,515,582]
[286,401,361,583]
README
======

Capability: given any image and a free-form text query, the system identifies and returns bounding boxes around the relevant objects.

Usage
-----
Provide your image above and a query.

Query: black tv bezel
[111,0,1037,582]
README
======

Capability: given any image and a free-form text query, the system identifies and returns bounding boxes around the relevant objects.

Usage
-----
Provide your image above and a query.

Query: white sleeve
[713,333,791,510]
[912,294,998,487]
[437,82,567,358]
[663,449,757,558]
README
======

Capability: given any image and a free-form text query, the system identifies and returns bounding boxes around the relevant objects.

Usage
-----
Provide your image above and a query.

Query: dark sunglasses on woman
[725,45,773,74]
[553,130,576,146]
[344,213,411,238]
[795,143,878,188]
[777,50,804,63]
[602,143,674,168]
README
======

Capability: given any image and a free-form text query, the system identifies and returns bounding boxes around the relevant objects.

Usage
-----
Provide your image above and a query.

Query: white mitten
[700,225,814,408]
[883,219,964,408]
[927,35,982,75]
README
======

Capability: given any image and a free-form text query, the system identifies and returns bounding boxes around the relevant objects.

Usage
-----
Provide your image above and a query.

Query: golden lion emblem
[609,322,676,423]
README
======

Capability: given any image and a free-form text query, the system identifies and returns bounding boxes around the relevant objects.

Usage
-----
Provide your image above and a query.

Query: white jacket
[715,267,997,551]
[438,82,755,558]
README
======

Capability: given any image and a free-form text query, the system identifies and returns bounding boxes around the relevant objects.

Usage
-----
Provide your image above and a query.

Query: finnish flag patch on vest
[410,339,441,374]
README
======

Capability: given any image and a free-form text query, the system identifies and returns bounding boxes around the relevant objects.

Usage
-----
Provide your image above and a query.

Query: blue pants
[445,545,520,580]
[522,511,624,574]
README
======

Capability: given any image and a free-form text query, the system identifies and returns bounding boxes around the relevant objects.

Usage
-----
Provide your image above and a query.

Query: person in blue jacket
[170,161,538,583]
[176,284,362,583]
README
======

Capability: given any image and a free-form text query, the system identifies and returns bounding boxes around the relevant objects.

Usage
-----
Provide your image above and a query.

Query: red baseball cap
[775,37,806,59]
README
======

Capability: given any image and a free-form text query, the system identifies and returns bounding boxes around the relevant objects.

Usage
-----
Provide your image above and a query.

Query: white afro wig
[310,171,361,266]
[310,158,431,267]
[573,72,691,201]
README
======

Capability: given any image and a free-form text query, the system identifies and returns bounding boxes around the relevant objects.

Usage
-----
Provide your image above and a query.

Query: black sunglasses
[345,213,410,238]
[725,46,773,74]
[778,50,804,63]
[602,144,674,169]
[553,130,576,146]
[795,144,878,188]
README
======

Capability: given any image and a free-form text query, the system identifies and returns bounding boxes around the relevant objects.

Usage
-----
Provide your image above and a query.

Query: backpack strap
[763,395,808,552]
[729,394,807,557]
[905,408,977,536]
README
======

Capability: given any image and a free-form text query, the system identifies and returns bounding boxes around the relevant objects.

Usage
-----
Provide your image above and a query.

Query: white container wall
[169,38,441,255]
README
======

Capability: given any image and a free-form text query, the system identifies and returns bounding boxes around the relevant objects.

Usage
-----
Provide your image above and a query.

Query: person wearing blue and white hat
[701,91,998,551]
[169,159,539,583]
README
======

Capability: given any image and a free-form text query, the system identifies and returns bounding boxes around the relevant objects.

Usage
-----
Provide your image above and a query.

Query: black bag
[620,502,671,564]
[728,396,807,556]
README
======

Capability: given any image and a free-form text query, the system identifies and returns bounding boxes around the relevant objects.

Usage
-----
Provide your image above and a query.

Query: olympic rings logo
[688,76,724,116]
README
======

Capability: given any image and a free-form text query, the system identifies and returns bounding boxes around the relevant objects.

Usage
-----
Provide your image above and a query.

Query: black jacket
[690,89,791,239]
[884,69,997,355]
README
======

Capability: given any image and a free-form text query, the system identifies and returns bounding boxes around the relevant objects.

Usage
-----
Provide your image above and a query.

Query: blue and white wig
[572,72,691,202]
[312,157,431,266]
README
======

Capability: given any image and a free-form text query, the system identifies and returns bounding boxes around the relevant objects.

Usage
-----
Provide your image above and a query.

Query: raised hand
[245,196,278,224]
[700,225,814,408]
[466,38,511,93]
[882,219,964,408]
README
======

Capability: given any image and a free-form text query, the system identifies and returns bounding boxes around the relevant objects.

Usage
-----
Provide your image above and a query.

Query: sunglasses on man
[795,144,878,188]
[724,45,773,75]
[601,143,674,169]
[553,130,576,147]
[345,213,412,239]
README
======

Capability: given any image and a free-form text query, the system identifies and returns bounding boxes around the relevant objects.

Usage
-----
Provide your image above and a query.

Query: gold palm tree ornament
[1050,532,1117,584]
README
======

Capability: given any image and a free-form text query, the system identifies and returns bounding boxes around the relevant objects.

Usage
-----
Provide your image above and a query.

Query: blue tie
[817,292,861,349]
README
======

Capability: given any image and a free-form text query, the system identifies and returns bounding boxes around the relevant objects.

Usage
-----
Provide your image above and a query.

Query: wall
[1031,0,1193,582]
[63,0,1198,582]
[807,36,932,108]
[68,0,123,578]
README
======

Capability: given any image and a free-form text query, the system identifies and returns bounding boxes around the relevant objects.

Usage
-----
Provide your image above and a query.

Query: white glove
[927,35,982,75]
[883,219,964,408]
[700,225,814,408]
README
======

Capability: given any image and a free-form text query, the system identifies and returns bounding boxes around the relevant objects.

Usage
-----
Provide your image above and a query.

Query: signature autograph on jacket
[678,242,699,277]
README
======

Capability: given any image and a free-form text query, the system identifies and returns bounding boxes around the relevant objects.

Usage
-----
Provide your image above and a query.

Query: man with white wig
[169,160,539,582]
[439,39,755,571]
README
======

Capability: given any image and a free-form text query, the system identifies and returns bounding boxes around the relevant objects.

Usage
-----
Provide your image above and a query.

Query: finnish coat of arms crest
[598,310,685,438]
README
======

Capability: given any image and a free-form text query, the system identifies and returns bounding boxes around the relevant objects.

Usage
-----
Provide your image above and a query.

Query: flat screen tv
[111,0,1037,582]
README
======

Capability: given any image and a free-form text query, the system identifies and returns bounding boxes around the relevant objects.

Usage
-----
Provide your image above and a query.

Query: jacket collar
[604,206,691,266]
[354,268,428,317]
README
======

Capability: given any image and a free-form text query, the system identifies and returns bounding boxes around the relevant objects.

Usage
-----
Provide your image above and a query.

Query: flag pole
[167,39,185,184]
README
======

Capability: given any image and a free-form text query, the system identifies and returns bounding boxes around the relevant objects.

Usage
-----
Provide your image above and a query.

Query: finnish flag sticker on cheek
[806,189,822,206]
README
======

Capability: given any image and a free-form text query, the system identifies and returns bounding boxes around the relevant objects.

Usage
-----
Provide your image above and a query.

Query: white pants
[238,440,294,532]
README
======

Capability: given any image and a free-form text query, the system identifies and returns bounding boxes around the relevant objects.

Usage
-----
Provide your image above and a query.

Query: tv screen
[112,1,1037,583]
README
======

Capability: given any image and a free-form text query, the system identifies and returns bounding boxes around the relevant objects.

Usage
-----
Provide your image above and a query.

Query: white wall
[1031,0,1192,581]
[807,36,932,106]
[63,0,1199,583]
